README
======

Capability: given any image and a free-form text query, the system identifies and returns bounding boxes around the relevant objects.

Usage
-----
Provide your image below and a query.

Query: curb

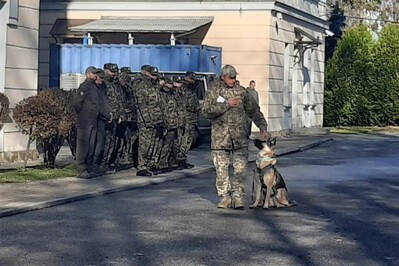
[0,138,333,218]
[0,166,214,218]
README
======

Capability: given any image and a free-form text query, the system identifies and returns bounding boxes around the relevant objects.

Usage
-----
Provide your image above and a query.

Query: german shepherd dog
[249,137,296,209]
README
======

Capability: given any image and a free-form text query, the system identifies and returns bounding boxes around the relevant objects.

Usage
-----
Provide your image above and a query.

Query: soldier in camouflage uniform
[172,76,189,170]
[177,71,200,169]
[102,63,127,172]
[131,65,164,176]
[202,65,269,209]
[119,66,139,168]
[158,76,179,173]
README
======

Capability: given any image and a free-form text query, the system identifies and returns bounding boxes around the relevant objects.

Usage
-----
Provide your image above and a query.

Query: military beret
[85,66,101,74]
[104,63,119,73]
[186,71,196,80]
[141,64,152,72]
[120,66,132,73]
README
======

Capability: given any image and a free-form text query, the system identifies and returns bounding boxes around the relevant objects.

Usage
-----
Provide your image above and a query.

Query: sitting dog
[249,137,296,209]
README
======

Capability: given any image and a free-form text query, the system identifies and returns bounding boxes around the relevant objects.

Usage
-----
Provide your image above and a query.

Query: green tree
[373,23,399,125]
[324,23,375,126]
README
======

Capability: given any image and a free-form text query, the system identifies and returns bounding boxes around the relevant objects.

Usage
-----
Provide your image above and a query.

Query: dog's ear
[271,137,277,146]
[253,139,264,150]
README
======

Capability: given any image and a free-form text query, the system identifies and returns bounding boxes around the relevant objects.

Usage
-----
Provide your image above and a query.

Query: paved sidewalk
[0,134,332,218]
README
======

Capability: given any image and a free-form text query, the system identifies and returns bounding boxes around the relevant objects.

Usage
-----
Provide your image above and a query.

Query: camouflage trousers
[158,129,177,169]
[122,122,139,167]
[138,126,163,171]
[177,124,195,161]
[101,121,117,167]
[211,146,248,198]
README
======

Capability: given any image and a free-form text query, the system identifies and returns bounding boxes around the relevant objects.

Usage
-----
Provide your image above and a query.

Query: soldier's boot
[231,197,245,209]
[217,196,232,209]
[76,171,91,179]
[137,169,152,177]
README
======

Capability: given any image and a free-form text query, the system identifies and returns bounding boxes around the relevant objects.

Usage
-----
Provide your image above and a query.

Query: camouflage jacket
[104,75,126,121]
[159,86,178,129]
[184,82,200,125]
[174,86,187,128]
[131,73,163,128]
[202,78,267,150]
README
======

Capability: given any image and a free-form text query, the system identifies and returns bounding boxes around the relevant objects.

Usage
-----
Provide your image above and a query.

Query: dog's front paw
[249,204,257,208]
[262,204,269,209]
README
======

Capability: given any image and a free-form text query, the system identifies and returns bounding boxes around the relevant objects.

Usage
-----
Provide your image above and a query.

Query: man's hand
[227,97,240,107]
[260,128,270,139]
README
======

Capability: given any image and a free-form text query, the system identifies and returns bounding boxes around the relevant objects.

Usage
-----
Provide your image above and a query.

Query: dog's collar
[257,155,275,161]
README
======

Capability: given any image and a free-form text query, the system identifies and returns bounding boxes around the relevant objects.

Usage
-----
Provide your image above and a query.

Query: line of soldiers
[73,63,200,179]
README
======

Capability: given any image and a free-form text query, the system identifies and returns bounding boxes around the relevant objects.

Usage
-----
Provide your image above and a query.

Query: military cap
[221,64,239,78]
[186,71,196,80]
[85,66,101,74]
[141,64,152,72]
[97,69,106,78]
[150,66,159,76]
[120,66,132,73]
[172,76,183,83]
[104,63,119,73]
[165,77,174,84]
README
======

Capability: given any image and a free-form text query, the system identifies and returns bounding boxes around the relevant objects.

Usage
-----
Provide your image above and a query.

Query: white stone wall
[3,0,39,152]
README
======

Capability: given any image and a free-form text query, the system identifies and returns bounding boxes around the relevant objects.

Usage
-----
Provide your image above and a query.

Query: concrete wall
[2,0,40,152]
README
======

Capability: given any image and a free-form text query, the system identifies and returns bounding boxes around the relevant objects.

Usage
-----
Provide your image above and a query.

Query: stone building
[1,0,330,158]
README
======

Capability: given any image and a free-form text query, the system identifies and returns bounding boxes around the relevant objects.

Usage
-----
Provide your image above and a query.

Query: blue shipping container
[49,44,222,87]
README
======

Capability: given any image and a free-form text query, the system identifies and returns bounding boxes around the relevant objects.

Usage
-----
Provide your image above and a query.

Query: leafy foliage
[0,92,11,130]
[325,23,399,126]
[13,88,76,166]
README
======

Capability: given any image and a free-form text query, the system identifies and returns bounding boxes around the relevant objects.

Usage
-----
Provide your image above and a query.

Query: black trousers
[76,122,97,172]
[93,119,106,166]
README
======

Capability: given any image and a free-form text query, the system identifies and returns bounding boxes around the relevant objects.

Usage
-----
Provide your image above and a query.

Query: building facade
[0,0,40,158]
[1,0,329,157]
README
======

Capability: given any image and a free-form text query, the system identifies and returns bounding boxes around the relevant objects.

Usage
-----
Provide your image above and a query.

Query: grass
[0,164,77,183]
[331,126,399,134]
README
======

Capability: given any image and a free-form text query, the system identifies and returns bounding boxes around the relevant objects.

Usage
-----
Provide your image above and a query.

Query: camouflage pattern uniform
[119,69,139,167]
[131,72,164,172]
[174,82,187,165]
[202,78,267,199]
[158,79,179,170]
[102,73,126,169]
[180,80,200,161]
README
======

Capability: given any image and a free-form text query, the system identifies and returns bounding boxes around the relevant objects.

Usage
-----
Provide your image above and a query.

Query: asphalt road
[1,134,398,266]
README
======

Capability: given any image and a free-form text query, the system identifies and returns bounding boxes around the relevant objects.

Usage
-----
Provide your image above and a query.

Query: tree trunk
[23,131,32,170]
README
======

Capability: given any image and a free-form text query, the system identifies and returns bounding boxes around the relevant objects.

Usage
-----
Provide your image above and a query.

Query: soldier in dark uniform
[73,66,108,179]
[92,69,112,175]
[131,65,164,176]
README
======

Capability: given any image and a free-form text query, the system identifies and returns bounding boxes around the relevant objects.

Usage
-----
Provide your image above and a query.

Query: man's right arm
[201,86,230,119]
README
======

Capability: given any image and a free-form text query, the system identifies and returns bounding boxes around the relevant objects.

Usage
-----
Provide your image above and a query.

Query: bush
[0,92,11,131]
[13,88,76,167]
